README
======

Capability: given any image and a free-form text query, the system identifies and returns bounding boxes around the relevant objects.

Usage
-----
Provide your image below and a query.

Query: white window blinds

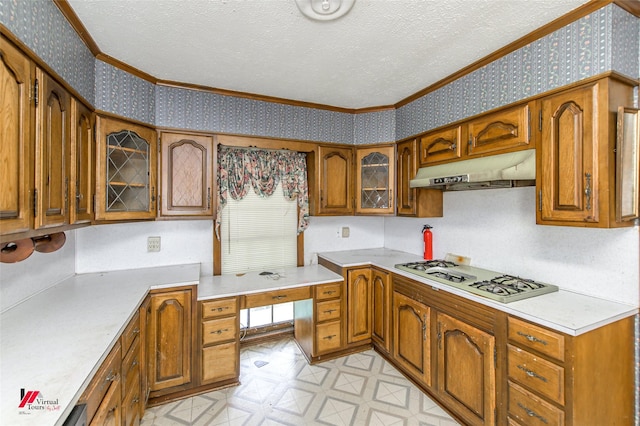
[219,182,298,274]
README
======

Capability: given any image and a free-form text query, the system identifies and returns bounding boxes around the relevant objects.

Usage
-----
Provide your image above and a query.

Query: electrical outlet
[147,236,161,252]
[341,227,350,238]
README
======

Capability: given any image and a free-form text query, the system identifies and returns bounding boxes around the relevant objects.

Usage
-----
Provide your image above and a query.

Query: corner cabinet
[95,115,157,221]
[355,145,395,215]
[371,267,391,354]
[393,291,431,386]
[314,145,354,215]
[396,139,443,217]
[346,267,373,344]
[159,132,214,218]
[537,76,635,228]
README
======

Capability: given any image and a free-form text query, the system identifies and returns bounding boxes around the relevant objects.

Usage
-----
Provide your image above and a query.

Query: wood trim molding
[47,0,631,113]
[614,0,640,16]
[53,0,101,55]
[394,0,617,108]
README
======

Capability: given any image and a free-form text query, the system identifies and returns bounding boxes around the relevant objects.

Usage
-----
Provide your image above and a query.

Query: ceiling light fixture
[294,0,355,21]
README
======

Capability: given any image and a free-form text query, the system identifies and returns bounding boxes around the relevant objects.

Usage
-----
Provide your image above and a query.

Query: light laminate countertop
[0,262,340,426]
[317,247,638,336]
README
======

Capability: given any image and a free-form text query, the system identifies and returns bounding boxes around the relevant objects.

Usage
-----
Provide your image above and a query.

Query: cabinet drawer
[315,282,342,301]
[202,298,237,320]
[315,321,342,354]
[508,316,565,361]
[202,341,238,383]
[122,337,141,392]
[244,286,311,308]
[122,374,141,426]
[202,316,237,346]
[316,299,341,322]
[121,310,140,355]
[509,381,565,426]
[80,342,122,423]
[508,344,564,404]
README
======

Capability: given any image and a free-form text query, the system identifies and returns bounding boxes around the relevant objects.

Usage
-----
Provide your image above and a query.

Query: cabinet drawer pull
[517,365,547,382]
[517,402,548,424]
[211,328,230,335]
[212,307,229,312]
[323,309,337,314]
[323,290,336,295]
[132,327,140,335]
[517,331,548,345]
[273,295,287,300]
[323,334,337,340]
[105,371,117,382]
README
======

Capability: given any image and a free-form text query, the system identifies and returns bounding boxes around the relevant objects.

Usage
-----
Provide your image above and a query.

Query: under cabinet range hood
[410,149,536,190]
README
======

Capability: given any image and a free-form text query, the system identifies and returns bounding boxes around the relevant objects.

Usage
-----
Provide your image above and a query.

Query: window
[220,182,298,330]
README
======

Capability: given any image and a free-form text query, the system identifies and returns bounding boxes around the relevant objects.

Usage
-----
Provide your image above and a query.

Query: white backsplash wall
[384,186,639,305]
[76,220,214,275]
[304,216,385,265]
[0,232,76,312]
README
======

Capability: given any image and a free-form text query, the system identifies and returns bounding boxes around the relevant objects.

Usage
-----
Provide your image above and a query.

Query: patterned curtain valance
[215,145,309,239]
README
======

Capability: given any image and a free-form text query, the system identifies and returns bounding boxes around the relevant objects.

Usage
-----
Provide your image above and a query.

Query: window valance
[216,145,309,238]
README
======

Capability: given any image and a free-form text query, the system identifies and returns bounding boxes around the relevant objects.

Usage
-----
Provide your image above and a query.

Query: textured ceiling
[67,0,591,109]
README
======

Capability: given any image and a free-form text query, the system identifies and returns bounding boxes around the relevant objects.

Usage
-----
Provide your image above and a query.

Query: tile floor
[141,337,460,426]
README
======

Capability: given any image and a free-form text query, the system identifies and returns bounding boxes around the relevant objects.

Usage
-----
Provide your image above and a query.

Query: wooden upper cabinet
[159,132,214,217]
[419,124,463,165]
[69,98,94,224]
[315,145,353,215]
[34,69,71,229]
[0,37,34,235]
[396,139,443,218]
[537,77,635,228]
[467,102,531,156]
[436,312,496,426]
[95,115,157,221]
[355,145,395,215]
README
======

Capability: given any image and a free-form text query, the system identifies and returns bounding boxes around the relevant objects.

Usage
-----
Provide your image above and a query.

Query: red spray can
[422,225,433,260]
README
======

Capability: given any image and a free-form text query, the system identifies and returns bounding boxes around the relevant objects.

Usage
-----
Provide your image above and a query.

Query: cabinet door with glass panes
[355,145,395,215]
[95,115,157,220]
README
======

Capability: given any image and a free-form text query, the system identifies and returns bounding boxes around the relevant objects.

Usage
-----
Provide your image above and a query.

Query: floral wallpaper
[396,4,639,140]
[155,85,354,144]
[0,0,95,104]
[95,60,155,125]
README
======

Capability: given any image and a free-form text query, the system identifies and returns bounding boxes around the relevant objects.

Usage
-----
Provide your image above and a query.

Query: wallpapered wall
[0,0,95,104]
[0,1,637,144]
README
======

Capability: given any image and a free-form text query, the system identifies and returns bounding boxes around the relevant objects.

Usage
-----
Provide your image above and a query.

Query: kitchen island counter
[318,247,639,336]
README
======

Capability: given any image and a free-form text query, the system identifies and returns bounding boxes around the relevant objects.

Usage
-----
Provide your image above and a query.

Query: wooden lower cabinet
[80,342,122,425]
[199,297,239,385]
[147,288,195,399]
[436,312,496,426]
[371,268,391,353]
[507,315,635,426]
[346,268,372,344]
[294,281,344,361]
[120,312,142,426]
[392,292,431,386]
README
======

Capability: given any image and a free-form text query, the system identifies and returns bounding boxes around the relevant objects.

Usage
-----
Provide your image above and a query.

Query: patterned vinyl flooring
[141,337,460,426]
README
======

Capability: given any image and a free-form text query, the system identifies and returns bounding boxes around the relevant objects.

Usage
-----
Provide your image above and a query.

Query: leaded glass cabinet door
[95,116,157,220]
[355,146,395,215]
